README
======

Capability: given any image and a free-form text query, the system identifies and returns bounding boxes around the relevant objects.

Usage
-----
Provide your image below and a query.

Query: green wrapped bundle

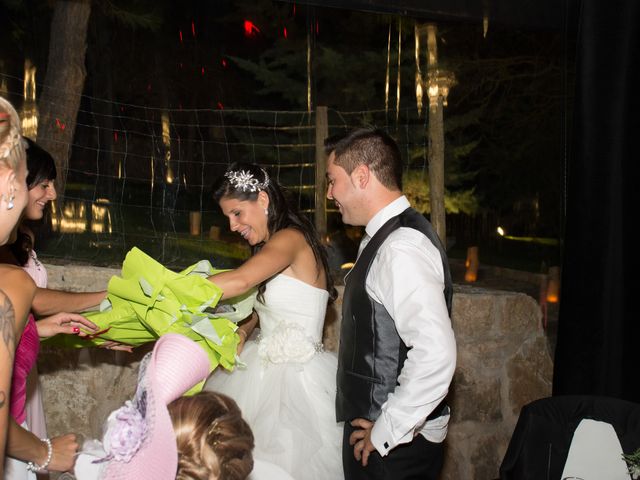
[44,247,256,376]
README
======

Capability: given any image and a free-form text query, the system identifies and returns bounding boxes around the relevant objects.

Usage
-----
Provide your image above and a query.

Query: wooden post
[315,106,328,240]
[428,97,446,247]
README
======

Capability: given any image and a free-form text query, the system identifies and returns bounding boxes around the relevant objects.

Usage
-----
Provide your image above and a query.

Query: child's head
[170,391,254,480]
[74,335,254,480]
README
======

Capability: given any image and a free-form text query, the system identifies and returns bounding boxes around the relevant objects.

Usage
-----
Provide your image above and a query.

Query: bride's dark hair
[213,162,337,303]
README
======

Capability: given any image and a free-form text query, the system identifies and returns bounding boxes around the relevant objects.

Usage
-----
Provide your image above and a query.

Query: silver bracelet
[26,437,52,472]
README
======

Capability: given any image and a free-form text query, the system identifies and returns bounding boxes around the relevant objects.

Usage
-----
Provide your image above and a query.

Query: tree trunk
[37,0,91,195]
[88,13,115,200]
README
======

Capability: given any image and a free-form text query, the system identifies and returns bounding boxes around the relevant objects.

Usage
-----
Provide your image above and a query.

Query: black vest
[336,207,453,422]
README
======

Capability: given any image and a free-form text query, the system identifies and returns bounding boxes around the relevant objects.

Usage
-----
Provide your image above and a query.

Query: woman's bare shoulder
[269,227,307,245]
[270,227,306,242]
[0,263,32,278]
[0,265,36,297]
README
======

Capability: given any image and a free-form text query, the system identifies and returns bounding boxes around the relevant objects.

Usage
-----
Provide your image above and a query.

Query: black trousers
[342,423,444,480]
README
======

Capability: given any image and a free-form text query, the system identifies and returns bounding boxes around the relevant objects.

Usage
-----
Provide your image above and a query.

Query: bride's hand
[236,310,259,354]
[98,340,134,353]
[36,312,98,339]
[237,328,248,354]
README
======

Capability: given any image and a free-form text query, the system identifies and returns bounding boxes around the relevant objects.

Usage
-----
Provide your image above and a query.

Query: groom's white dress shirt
[356,196,457,457]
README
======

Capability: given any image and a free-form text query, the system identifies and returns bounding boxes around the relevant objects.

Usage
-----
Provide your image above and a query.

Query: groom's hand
[350,418,376,467]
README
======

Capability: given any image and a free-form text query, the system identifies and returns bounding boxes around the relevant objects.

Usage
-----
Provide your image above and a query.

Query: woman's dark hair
[24,137,57,188]
[213,162,337,302]
[8,138,57,266]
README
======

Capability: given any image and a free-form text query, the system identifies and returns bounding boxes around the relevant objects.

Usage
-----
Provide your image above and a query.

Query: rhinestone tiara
[224,169,270,193]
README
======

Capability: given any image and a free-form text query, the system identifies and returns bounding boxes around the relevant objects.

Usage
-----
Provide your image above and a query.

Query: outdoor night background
[0,0,570,276]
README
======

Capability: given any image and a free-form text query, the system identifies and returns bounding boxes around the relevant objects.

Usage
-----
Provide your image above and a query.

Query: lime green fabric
[44,247,256,380]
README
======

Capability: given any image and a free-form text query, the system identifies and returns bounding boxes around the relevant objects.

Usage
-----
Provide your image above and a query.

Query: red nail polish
[73,327,80,333]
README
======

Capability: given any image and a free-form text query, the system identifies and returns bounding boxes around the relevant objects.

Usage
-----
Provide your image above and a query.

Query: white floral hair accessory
[225,168,270,193]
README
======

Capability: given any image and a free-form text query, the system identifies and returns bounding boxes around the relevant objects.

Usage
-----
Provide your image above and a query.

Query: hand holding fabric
[36,312,98,339]
[43,248,256,390]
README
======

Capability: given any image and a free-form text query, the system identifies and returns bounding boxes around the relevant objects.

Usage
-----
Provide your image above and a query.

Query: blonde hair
[169,391,254,480]
[0,97,27,171]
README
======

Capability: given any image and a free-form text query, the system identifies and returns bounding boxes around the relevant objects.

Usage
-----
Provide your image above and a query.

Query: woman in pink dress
[0,137,115,479]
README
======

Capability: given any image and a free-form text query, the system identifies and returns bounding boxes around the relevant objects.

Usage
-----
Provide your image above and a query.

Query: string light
[385,23,391,114]
[244,20,260,37]
[22,59,38,139]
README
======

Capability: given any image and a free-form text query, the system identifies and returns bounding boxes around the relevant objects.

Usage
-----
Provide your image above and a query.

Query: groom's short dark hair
[324,127,403,191]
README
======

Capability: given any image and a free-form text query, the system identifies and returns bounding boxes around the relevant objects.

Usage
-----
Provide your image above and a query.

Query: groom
[326,128,456,480]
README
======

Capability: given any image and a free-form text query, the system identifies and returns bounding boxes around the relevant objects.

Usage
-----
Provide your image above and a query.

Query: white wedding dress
[205,274,343,480]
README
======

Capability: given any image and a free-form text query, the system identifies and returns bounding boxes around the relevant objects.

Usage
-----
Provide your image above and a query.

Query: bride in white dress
[204,162,343,480]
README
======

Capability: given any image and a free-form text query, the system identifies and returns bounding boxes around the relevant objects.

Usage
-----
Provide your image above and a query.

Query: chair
[499,395,640,480]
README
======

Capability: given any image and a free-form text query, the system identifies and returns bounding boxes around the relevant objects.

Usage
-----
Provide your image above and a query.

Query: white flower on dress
[257,322,322,365]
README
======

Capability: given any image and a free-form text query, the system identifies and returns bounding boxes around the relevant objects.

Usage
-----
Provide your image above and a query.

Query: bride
[205,162,343,480]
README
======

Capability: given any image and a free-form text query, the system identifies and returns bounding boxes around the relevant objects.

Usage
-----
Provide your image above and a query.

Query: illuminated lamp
[189,211,201,236]
[464,246,479,282]
[546,266,561,303]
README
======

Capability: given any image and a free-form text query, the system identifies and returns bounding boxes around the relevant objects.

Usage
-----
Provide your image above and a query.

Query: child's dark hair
[213,162,337,303]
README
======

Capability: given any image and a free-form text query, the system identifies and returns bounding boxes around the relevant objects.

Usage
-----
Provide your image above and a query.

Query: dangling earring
[264,208,268,216]
[6,185,14,210]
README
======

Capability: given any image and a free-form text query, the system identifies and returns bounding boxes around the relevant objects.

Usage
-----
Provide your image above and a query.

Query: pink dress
[4,251,48,479]
[11,250,49,438]
[9,314,40,425]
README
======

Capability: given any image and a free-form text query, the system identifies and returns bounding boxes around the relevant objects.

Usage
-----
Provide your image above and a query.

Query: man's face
[326,152,366,226]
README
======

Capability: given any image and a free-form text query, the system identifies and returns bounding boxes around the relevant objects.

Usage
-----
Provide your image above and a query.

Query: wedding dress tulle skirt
[205,334,344,480]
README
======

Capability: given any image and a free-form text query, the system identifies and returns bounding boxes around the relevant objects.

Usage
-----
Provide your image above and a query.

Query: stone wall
[39,265,552,479]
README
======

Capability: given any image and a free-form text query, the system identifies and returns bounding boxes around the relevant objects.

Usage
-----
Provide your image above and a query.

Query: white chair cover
[561,418,631,480]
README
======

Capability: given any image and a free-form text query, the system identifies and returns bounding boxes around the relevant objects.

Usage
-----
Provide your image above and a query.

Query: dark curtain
[553,0,640,401]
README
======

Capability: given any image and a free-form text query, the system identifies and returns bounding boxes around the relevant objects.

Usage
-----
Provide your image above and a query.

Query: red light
[243,20,260,37]
[283,27,288,39]
[217,102,224,110]
[179,30,183,43]
[191,20,196,37]
[222,58,227,68]
[201,66,205,76]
